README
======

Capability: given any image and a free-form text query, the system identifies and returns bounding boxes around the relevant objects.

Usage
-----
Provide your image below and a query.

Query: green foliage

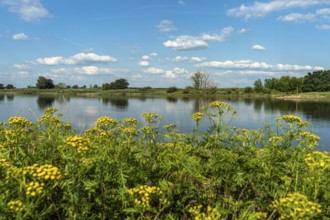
[0,104,329,219]
[0,84,4,89]
[102,78,129,90]
[36,76,55,89]
[303,70,330,92]
[254,79,264,93]
[5,84,15,89]
[166,86,178,93]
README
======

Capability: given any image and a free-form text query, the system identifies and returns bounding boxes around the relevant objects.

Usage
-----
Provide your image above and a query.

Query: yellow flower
[192,112,204,122]
[7,200,25,213]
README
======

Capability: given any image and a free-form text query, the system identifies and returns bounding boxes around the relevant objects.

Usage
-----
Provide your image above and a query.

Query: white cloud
[239,28,248,33]
[164,35,208,50]
[36,53,117,65]
[201,26,234,42]
[150,52,158,57]
[278,12,316,23]
[252,44,266,51]
[227,0,330,19]
[174,56,206,62]
[157,20,177,32]
[198,60,324,72]
[316,24,330,29]
[164,27,233,51]
[138,61,150,67]
[164,67,189,79]
[51,66,126,75]
[278,7,330,23]
[13,64,29,70]
[0,0,51,21]
[12,33,28,40]
[142,55,150,60]
[145,67,165,74]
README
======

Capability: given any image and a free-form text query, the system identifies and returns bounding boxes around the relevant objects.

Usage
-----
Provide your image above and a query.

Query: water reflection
[37,96,55,109]
[6,95,14,101]
[166,97,178,103]
[102,97,129,110]
[0,95,4,102]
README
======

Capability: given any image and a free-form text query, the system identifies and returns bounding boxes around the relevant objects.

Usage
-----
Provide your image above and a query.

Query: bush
[0,104,328,219]
[166,86,178,93]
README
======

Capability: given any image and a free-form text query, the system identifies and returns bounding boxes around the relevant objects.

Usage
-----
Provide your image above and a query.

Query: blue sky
[0,0,329,88]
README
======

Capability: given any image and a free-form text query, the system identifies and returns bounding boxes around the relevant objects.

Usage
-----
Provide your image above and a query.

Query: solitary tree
[191,71,214,89]
[36,76,55,89]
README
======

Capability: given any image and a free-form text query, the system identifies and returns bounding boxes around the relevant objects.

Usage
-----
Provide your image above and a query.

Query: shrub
[166,86,178,93]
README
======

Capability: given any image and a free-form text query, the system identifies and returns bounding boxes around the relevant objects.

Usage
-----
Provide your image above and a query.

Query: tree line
[34,76,129,90]
[254,70,330,93]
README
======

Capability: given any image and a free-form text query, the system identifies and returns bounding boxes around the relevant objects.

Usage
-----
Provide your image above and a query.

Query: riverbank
[1,88,330,100]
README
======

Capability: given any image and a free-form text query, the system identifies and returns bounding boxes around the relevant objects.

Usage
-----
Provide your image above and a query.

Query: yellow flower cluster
[268,136,283,145]
[6,164,63,181]
[38,114,60,124]
[65,135,91,153]
[27,164,63,180]
[127,185,163,208]
[279,115,303,124]
[7,200,25,213]
[305,151,330,169]
[122,117,139,126]
[142,112,162,124]
[95,116,118,129]
[26,181,45,197]
[80,158,94,166]
[301,132,320,143]
[8,116,33,127]
[44,107,58,115]
[272,193,322,219]
[121,127,137,136]
[0,158,10,167]
[193,112,204,122]
[209,101,233,110]
[188,205,221,220]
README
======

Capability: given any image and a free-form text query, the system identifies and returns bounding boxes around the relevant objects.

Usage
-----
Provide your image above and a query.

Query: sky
[0,0,329,88]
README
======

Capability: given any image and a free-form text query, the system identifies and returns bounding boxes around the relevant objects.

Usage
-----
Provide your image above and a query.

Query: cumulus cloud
[51,66,127,75]
[227,0,330,19]
[252,44,266,51]
[164,67,188,79]
[157,20,177,32]
[145,67,165,74]
[12,33,28,40]
[278,7,330,23]
[201,26,234,42]
[142,55,150,60]
[173,56,206,62]
[0,0,51,21]
[164,35,208,50]
[197,60,324,72]
[13,64,29,70]
[35,53,117,65]
[164,26,233,51]
[150,52,158,57]
[138,61,150,67]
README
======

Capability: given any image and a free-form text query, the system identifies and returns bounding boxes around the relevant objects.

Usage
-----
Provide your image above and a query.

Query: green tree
[5,84,15,89]
[0,84,4,89]
[110,78,129,89]
[303,70,330,92]
[36,76,55,89]
[254,79,264,93]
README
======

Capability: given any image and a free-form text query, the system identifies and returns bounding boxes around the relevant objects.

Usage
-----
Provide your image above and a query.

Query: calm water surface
[0,94,329,149]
